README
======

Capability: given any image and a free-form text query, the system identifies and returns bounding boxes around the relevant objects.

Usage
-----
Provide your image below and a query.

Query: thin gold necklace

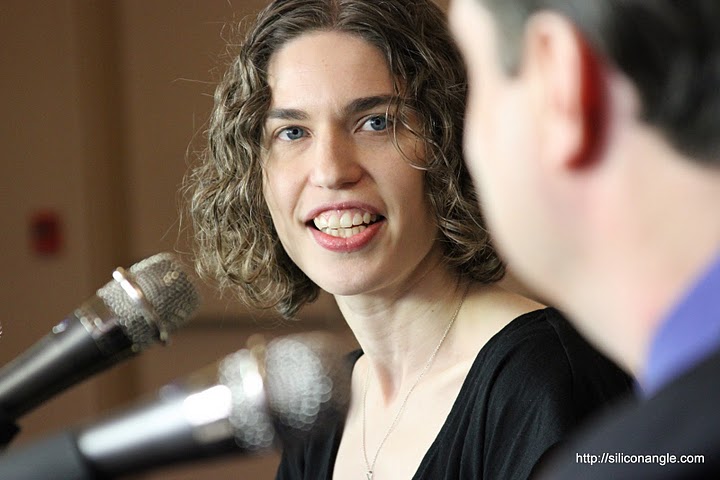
[361,286,468,480]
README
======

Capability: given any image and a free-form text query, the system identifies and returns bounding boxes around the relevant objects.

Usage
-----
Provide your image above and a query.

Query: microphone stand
[0,407,19,449]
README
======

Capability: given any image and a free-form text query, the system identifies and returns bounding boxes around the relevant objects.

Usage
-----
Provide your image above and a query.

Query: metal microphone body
[0,253,200,423]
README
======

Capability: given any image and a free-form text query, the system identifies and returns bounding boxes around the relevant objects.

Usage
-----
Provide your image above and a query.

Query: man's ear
[521,12,606,170]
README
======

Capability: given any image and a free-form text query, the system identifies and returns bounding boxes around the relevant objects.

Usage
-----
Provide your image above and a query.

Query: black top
[276,308,633,479]
[539,346,720,479]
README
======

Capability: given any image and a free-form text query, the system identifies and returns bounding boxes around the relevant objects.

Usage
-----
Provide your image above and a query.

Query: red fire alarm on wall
[30,210,63,255]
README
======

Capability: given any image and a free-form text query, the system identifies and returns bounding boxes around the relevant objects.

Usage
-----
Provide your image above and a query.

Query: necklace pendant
[366,471,373,480]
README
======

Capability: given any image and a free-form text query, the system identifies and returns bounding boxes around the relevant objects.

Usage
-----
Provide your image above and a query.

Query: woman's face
[262,31,440,297]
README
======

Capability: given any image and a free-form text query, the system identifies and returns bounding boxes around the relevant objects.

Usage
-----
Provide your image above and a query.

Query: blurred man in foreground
[450,0,720,478]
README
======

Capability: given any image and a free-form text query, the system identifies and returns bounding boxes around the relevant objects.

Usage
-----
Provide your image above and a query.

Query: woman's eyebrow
[343,95,394,116]
[266,108,308,121]
[265,95,394,122]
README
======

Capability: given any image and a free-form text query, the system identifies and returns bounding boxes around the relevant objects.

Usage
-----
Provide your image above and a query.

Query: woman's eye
[361,115,389,132]
[278,126,306,141]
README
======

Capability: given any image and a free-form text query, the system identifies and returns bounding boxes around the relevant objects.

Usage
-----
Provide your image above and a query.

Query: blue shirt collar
[642,250,720,396]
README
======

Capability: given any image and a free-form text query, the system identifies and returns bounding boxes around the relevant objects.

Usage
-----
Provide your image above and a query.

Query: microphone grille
[219,349,275,451]
[97,253,201,349]
[220,333,351,451]
[264,335,350,433]
[224,332,352,450]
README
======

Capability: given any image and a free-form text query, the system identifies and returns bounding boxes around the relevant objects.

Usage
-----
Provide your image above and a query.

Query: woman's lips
[309,217,385,252]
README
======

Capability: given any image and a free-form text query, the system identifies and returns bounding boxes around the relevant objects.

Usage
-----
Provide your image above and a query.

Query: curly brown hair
[187,0,505,319]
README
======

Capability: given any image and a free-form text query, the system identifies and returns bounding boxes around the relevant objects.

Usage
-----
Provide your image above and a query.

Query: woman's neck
[335,251,466,403]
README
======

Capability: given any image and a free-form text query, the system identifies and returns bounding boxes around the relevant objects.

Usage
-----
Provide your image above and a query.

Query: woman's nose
[308,131,364,189]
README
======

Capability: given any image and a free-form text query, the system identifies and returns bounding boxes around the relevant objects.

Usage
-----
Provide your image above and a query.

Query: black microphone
[0,333,351,479]
[0,253,201,442]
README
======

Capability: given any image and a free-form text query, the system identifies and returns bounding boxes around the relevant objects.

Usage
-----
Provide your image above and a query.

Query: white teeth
[312,209,380,239]
[318,224,368,238]
[340,212,353,228]
[313,216,328,229]
[352,212,364,226]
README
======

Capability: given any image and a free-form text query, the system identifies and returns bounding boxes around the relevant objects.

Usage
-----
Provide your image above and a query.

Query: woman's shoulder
[455,283,545,351]
[480,306,610,372]
[488,306,622,373]
[455,286,570,386]
[461,284,598,361]
[471,305,568,368]
[491,305,569,345]
[458,284,631,389]
[473,305,634,406]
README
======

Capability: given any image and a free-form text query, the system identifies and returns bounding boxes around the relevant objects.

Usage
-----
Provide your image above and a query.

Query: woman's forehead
[266,31,394,111]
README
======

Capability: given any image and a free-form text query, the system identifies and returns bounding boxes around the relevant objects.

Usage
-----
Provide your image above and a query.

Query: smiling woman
[262,31,438,295]
[185,1,634,479]
[188,0,497,319]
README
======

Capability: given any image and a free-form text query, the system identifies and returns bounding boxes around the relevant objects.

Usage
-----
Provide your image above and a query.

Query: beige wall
[0,0,447,478]
[0,1,339,478]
